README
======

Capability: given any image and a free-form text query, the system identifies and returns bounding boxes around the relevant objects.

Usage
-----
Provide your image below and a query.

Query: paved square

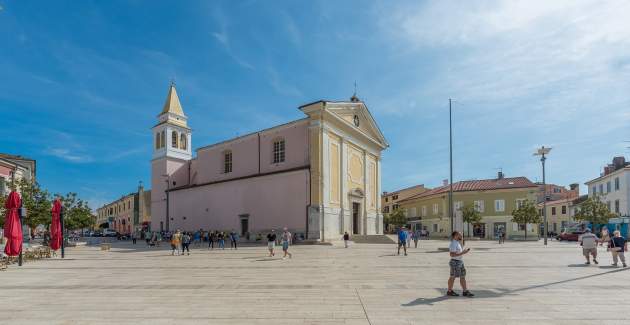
[1,239,629,324]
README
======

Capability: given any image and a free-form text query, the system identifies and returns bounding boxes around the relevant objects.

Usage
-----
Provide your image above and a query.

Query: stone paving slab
[1,240,629,324]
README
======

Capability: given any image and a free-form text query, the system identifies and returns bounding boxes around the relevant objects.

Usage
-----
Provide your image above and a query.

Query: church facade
[150,85,388,241]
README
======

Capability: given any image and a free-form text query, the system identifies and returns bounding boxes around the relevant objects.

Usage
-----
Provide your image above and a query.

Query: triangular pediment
[325,102,388,148]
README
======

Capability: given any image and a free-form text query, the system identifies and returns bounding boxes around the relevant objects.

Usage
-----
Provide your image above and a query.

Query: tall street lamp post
[162,175,170,232]
[448,98,454,233]
[534,146,551,245]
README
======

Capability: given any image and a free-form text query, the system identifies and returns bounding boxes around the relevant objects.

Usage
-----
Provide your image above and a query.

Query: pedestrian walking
[193,230,201,248]
[343,231,350,248]
[609,230,627,267]
[182,232,191,255]
[600,227,610,247]
[397,227,408,256]
[208,231,215,250]
[145,230,151,246]
[267,230,277,257]
[578,228,599,265]
[218,231,225,249]
[155,231,162,246]
[131,231,137,245]
[230,230,239,250]
[412,229,420,248]
[447,231,474,297]
[171,230,182,256]
[281,227,292,259]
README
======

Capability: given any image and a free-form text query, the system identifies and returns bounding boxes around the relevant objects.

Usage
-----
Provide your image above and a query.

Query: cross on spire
[350,81,360,102]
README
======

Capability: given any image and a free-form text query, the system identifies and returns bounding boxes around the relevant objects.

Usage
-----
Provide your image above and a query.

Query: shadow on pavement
[403,267,629,306]
[402,289,506,306]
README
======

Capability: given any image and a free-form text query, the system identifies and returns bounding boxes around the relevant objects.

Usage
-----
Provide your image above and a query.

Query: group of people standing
[396,227,424,256]
[580,228,627,267]
[266,228,293,259]
[133,227,295,259]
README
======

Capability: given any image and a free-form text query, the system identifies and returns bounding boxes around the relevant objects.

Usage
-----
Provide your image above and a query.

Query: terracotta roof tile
[399,177,537,203]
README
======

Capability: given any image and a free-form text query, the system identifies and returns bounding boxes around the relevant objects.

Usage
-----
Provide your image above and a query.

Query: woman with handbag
[608,230,627,268]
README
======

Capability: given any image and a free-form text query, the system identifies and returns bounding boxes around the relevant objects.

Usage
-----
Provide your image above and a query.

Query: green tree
[0,178,51,231]
[15,178,52,231]
[460,203,482,238]
[511,200,541,240]
[385,208,407,229]
[574,195,616,226]
[59,193,94,231]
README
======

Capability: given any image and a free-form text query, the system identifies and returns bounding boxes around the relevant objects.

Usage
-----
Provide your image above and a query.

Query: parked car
[557,230,584,241]
[102,229,118,237]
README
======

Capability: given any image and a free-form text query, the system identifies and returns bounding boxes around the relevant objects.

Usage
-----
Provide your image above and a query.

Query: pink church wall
[259,120,309,173]
[152,119,310,233]
[167,169,310,234]
[193,119,308,185]
[151,158,187,231]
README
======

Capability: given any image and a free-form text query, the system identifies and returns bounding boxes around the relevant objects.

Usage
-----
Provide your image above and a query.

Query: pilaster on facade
[340,138,348,234]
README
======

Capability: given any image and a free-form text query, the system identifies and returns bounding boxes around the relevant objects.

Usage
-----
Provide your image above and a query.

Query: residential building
[399,173,539,239]
[96,183,151,234]
[536,183,579,203]
[0,153,36,196]
[585,156,630,217]
[150,85,388,241]
[381,184,429,215]
[537,198,575,233]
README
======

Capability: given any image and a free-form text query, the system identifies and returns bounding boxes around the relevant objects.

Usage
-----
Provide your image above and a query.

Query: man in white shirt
[579,229,599,265]
[447,231,473,297]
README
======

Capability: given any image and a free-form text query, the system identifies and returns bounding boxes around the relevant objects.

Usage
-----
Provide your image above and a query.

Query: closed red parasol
[3,191,23,256]
[50,199,62,251]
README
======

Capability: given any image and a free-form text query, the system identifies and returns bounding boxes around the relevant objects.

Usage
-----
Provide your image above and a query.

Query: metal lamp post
[448,98,454,233]
[534,146,551,246]
[18,203,27,266]
[60,206,65,258]
[162,174,170,232]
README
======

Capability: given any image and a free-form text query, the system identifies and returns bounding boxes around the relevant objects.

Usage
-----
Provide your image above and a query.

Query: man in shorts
[447,231,474,297]
[267,229,277,257]
[281,227,292,260]
[579,228,599,265]
[397,227,408,256]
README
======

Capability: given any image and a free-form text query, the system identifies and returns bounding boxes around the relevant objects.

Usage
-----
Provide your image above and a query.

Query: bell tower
[152,83,192,161]
[150,83,192,232]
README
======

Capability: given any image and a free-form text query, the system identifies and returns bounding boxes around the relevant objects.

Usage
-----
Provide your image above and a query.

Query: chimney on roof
[497,171,504,179]
[604,165,613,175]
[442,179,449,186]
[613,156,626,170]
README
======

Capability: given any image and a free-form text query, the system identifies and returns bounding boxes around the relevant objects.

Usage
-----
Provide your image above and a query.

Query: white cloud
[45,147,94,163]
[380,1,630,128]
[267,66,302,97]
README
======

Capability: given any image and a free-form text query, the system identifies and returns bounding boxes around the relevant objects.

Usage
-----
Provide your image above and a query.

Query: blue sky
[1,1,629,210]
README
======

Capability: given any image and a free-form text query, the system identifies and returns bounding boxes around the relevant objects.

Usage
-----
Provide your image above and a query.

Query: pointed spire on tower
[160,81,185,117]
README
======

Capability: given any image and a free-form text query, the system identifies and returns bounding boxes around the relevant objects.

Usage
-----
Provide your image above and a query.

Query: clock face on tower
[353,115,360,127]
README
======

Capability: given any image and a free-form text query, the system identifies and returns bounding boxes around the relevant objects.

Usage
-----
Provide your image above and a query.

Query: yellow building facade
[399,176,539,240]
[301,98,388,240]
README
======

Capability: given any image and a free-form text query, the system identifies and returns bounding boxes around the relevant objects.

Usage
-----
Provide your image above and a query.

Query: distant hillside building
[399,173,539,240]
[150,85,388,241]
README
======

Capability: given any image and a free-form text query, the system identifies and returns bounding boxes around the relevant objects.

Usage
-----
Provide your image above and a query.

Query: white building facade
[585,158,630,217]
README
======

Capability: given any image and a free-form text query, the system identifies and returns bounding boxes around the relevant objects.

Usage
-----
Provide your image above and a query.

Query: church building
[150,85,388,241]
